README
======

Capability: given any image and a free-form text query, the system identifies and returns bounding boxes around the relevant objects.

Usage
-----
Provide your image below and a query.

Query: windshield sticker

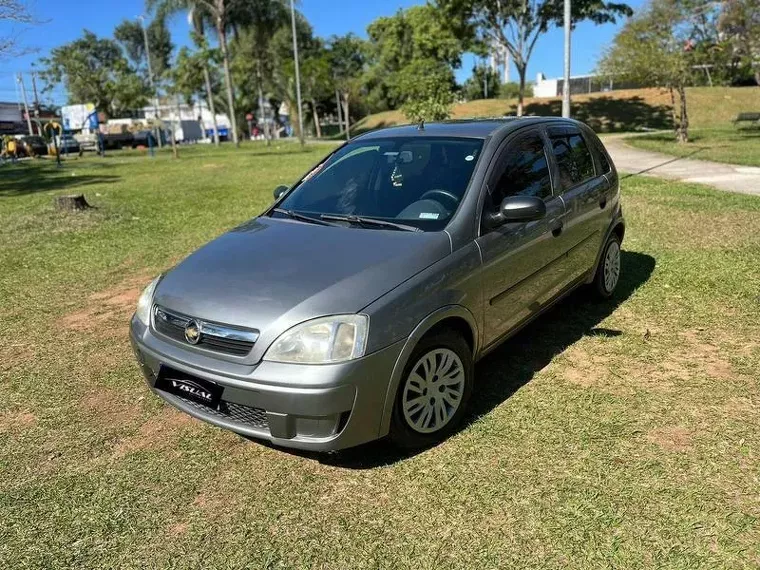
[465,155,475,161]
[419,212,440,220]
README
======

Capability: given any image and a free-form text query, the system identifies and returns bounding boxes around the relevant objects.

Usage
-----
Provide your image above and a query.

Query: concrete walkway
[603,135,760,196]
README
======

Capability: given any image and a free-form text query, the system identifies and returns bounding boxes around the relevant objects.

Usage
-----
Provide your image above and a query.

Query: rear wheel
[593,234,621,298]
[389,329,473,449]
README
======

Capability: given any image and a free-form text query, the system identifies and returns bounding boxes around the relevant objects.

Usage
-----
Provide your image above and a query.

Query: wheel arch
[377,305,479,438]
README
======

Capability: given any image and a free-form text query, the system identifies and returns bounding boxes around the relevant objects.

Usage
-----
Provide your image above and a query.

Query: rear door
[476,129,568,348]
[546,125,609,282]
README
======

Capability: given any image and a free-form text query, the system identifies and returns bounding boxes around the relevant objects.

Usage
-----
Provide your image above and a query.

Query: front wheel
[593,234,622,298]
[389,329,474,449]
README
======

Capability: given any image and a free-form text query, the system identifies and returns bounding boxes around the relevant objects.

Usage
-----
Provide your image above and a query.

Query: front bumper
[130,317,404,451]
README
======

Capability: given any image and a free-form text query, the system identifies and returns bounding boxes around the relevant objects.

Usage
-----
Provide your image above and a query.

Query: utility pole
[562,0,572,118]
[30,69,40,116]
[139,15,162,148]
[290,0,305,146]
[17,73,33,135]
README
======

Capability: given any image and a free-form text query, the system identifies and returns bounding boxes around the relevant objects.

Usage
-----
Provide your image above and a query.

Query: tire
[389,329,474,450]
[592,234,622,299]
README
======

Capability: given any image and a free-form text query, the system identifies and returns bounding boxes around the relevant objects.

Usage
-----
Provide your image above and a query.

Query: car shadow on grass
[259,250,656,469]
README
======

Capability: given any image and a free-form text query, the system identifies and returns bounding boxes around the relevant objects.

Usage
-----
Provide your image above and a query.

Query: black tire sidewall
[389,330,474,449]
[595,234,621,298]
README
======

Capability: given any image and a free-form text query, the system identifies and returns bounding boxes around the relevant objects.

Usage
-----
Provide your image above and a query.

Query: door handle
[599,197,607,209]
[551,222,563,237]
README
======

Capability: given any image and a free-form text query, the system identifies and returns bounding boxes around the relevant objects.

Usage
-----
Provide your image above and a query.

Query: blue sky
[0,0,644,106]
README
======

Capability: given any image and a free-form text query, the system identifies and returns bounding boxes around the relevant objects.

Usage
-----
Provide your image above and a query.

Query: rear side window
[549,130,595,191]
[591,135,611,174]
[491,133,553,204]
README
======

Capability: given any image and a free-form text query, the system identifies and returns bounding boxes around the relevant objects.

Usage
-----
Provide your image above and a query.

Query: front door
[476,130,569,349]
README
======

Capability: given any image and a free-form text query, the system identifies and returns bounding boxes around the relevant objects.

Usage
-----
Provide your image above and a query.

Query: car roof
[353,116,579,141]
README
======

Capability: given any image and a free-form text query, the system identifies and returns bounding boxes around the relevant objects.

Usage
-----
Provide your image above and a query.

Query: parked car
[55,134,81,155]
[20,135,48,156]
[130,118,624,451]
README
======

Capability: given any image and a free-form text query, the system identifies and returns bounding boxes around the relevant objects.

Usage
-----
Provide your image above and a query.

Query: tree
[188,30,222,145]
[225,0,289,143]
[365,4,465,112]
[328,34,366,139]
[462,64,501,100]
[718,0,760,85]
[114,16,173,78]
[437,0,632,116]
[300,49,332,138]
[398,59,456,123]
[148,0,242,145]
[598,0,703,142]
[0,0,34,58]
[38,30,148,117]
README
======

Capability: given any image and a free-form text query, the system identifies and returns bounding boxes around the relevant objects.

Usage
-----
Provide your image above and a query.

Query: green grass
[625,126,760,167]
[352,86,760,134]
[1,145,760,569]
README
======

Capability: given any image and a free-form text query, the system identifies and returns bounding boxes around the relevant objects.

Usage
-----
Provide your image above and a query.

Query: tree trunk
[55,194,91,211]
[257,59,270,146]
[312,99,322,138]
[203,64,219,146]
[217,22,239,147]
[677,84,689,143]
[516,64,527,117]
[335,88,343,134]
[668,87,680,139]
[342,94,350,140]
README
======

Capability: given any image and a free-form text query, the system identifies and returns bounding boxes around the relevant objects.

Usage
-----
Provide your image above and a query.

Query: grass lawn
[1,145,759,569]
[625,127,760,167]
[352,86,760,134]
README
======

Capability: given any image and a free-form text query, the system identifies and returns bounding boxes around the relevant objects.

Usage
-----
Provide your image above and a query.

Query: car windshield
[276,136,484,231]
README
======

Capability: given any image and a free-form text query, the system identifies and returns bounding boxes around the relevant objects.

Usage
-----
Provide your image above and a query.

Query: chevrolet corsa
[130,118,624,451]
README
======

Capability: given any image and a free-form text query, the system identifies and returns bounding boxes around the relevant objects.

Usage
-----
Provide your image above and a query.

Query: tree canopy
[436,0,633,115]
[598,0,704,142]
[38,30,148,117]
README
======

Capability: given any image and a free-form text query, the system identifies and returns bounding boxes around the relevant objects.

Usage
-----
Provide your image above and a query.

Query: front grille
[175,394,269,431]
[153,305,258,357]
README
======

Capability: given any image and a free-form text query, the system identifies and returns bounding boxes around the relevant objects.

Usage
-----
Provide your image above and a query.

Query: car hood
[154,216,451,339]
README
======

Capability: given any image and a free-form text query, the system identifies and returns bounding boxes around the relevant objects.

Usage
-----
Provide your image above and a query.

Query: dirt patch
[112,407,195,458]
[60,274,153,335]
[647,426,693,452]
[81,386,143,427]
[0,410,37,433]
[167,522,189,537]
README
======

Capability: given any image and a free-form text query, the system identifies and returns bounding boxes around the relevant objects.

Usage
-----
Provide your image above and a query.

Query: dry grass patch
[647,426,694,452]
[60,274,151,334]
[0,409,37,433]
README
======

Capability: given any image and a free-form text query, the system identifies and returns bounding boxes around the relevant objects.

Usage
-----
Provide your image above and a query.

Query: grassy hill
[351,86,760,134]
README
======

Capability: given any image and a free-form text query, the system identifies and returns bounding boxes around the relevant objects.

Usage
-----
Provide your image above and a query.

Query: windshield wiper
[320,214,423,233]
[272,208,338,227]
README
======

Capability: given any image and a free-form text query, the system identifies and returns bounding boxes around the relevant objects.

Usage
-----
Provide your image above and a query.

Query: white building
[142,100,232,141]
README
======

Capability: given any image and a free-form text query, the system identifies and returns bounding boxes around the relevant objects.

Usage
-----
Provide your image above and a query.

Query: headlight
[135,276,161,326]
[263,315,369,364]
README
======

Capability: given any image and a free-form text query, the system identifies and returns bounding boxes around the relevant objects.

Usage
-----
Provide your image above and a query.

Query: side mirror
[273,185,289,200]
[486,195,547,229]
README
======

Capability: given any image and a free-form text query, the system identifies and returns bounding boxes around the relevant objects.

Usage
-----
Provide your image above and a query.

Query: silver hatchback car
[130,118,624,451]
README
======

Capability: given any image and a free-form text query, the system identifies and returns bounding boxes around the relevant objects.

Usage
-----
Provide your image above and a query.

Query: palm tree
[147,0,239,146]
[188,8,219,146]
